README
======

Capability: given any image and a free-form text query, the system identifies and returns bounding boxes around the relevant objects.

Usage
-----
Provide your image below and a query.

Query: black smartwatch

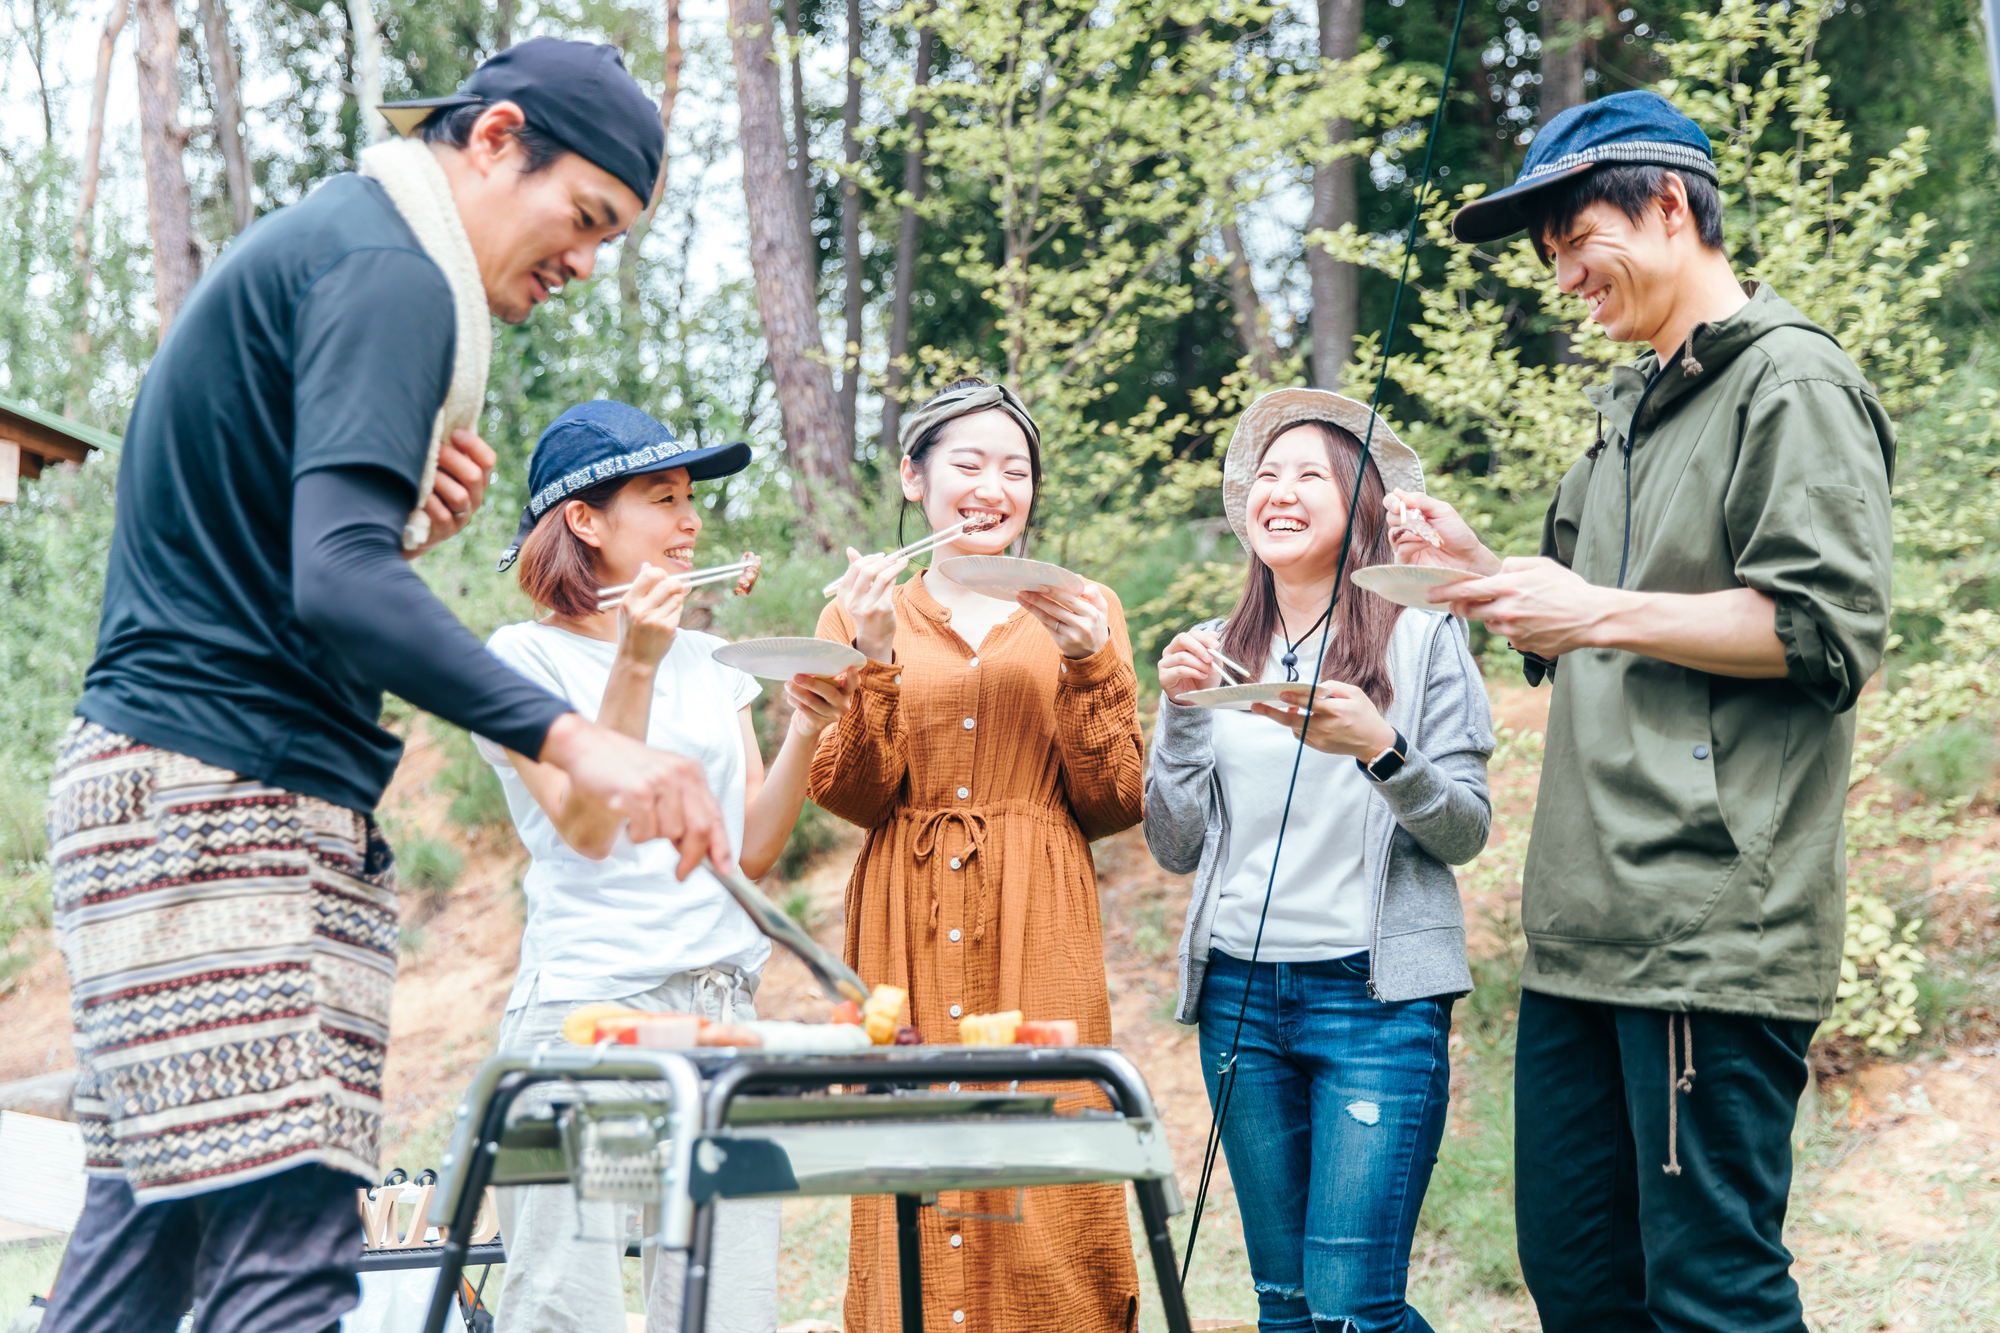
[1358,728,1410,782]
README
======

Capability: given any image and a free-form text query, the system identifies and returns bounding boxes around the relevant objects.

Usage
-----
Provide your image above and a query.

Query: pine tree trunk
[880,23,934,476]
[74,0,130,370]
[1540,0,1586,122]
[1221,217,1277,383]
[135,0,200,335]
[1308,0,1363,389]
[494,0,516,51]
[837,0,864,448]
[728,0,853,531]
[785,0,814,244]
[196,0,252,233]
[619,0,684,403]
[1541,0,1586,364]
[349,0,386,149]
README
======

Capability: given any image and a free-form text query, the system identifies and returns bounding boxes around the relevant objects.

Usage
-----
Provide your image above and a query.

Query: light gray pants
[492,969,781,1333]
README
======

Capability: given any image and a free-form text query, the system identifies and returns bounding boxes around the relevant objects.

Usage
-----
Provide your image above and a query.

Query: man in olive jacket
[1394,93,1894,1332]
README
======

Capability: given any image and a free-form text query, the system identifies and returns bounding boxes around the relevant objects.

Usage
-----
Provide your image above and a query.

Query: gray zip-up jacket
[1145,607,1495,1021]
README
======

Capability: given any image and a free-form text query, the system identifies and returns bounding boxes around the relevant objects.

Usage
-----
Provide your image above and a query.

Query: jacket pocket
[1805,483,1880,614]
[1524,656,1741,945]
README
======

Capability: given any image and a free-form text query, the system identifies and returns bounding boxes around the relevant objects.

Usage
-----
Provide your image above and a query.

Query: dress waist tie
[912,809,993,942]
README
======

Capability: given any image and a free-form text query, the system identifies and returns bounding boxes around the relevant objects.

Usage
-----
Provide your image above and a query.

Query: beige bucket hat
[1221,388,1425,551]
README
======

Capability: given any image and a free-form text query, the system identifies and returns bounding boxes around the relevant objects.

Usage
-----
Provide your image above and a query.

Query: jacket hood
[1582,282,1840,441]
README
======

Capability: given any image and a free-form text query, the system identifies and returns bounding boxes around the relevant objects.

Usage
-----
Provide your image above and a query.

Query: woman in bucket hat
[1145,389,1494,1332]
[475,400,858,1333]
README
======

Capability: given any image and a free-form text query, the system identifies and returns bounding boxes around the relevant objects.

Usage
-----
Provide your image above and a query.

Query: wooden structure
[0,396,118,504]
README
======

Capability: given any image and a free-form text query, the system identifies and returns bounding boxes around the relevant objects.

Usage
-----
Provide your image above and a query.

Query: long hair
[1218,420,1402,710]
[514,474,631,619]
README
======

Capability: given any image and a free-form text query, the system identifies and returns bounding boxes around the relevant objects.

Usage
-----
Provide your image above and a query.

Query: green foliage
[431,723,512,832]
[1830,888,1926,1054]
[1419,941,1526,1294]
[774,800,843,884]
[1886,721,1999,805]
[889,0,1432,568]
[396,833,465,906]
[1352,0,1966,558]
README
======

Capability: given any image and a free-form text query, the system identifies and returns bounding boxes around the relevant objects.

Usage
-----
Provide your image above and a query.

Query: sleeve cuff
[1153,696,1215,758]
[854,657,905,696]
[1056,635,1128,687]
[1367,744,1449,816]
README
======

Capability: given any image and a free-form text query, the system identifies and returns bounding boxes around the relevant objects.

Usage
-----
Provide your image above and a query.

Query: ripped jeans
[1197,950,1451,1333]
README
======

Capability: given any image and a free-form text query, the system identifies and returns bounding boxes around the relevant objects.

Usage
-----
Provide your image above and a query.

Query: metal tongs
[715,866,868,1006]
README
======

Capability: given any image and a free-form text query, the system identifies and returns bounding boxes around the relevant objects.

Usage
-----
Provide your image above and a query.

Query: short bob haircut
[1523,163,1725,255]
[513,473,633,620]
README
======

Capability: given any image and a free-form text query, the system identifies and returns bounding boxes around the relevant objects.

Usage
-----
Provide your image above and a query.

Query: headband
[898,383,1041,459]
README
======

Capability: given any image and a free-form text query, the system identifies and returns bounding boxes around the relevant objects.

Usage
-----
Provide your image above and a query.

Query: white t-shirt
[1206,632,1375,963]
[475,622,770,1010]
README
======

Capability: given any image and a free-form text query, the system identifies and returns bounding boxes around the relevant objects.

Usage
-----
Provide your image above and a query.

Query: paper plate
[711,637,866,680]
[1179,682,1325,712]
[933,555,1089,598]
[1350,564,1478,610]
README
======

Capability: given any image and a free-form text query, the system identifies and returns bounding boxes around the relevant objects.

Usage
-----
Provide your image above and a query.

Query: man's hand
[405,428,497,560]
[538,713,736,880]
[1438,556,1625,658]
[1384,490,1503,577]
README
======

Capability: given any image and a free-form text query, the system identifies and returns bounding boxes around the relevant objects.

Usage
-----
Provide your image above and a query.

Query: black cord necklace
[1177,0,1470,1291]
[1274,601,1333,682]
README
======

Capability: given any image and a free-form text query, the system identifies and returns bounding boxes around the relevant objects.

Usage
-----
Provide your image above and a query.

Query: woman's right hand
[614,563,690,668]
[835,547,909,664]
[1384,490,1504,577]
[1158,629,1226,704]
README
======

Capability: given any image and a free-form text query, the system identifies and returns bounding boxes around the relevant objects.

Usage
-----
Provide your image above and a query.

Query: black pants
[1513,990,1817,1333]
[44,1164,363,1333]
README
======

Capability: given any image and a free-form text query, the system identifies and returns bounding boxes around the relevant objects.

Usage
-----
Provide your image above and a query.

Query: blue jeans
[1198,950,1451,1333]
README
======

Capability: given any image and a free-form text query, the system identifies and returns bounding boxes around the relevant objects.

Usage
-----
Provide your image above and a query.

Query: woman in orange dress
[811,379,1146,1333]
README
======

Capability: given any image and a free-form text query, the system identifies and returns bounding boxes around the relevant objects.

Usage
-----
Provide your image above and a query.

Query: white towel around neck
[357,137,493,551]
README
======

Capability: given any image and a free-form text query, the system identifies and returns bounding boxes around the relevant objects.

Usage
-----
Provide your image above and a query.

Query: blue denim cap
[496,400,751,571]
[1450,91,1718,245]
[379,38,664,208]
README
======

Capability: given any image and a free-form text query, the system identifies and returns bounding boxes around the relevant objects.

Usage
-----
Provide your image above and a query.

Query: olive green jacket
[1522,283,1895,1021]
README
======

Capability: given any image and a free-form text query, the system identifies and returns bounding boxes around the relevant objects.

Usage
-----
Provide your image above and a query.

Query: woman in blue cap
[477,400,856,1333]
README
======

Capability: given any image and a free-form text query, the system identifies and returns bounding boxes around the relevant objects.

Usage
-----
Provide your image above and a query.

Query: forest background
[2,0,2000,1323]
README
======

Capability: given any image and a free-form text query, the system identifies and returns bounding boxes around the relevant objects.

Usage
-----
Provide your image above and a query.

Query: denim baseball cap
[496,401,751,571]
[380,38,663,208]
[1451,91,1718,245]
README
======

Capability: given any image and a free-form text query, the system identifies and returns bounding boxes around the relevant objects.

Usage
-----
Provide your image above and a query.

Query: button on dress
[811,573,1146,1333]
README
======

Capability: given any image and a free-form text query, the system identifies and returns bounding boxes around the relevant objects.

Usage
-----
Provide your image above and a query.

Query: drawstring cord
[1663,1013,1698,1176]
[913,809,992,942]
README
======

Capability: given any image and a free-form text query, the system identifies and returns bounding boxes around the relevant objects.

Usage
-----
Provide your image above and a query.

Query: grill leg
[421,1124,507,1333]
[680,1198,719,1333]
[1135,1180,1193,1333]
[896,1193,924,1333]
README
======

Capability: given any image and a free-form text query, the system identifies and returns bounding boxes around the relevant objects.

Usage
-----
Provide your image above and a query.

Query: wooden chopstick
[1209,646,1254,685]
[598,561,751,601]
[820,517,977,597]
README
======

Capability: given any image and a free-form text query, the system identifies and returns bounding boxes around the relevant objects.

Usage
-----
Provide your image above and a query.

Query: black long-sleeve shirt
[80,174,566,812]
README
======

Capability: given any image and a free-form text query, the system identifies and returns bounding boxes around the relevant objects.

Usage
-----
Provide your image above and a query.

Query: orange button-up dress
[810,572,1146,1333]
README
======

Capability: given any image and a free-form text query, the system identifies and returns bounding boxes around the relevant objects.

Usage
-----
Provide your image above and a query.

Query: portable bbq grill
[415,868,1195,1333]
[415,1044,1192,1333]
